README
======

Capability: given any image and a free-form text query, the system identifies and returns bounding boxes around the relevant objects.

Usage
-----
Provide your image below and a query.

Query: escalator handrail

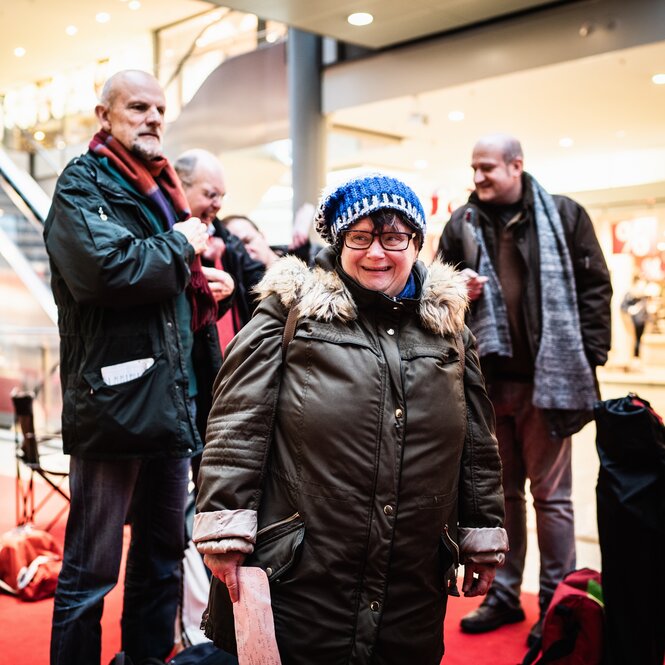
[0,147,51,224]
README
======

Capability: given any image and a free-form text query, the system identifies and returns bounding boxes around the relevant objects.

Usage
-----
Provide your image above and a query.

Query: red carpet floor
[0,472,539,664]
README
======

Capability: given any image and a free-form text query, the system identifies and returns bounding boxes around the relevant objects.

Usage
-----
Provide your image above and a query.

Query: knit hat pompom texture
[314,173,426,246]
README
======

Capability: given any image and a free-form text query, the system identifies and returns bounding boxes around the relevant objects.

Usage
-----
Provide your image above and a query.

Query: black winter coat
[438,176,612,437]
[44,151,202,459]
[205,221,265,332]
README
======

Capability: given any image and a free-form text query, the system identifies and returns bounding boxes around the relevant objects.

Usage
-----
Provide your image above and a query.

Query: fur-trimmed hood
[254,254,469,337]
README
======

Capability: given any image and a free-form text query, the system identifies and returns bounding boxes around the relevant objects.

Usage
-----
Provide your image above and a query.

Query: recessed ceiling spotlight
[65,25,78,36]
[347,12,373,27]
[96,12,111,23]
[14,47,26,57]
[559,137,574,148]
[652,73,665,85]
[34,130,46,141]
[448,110,465,122]
[128,1,141,9]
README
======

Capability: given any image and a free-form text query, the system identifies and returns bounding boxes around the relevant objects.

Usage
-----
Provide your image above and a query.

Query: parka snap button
[167,322,173,328]
[395,408,403,418]
[266,567,273,577]
[370,601,381,612]
[387,328,395,335]
[383,505,394,516]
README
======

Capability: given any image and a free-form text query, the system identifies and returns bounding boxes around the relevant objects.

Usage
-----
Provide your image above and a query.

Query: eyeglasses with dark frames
[342,230,416,251]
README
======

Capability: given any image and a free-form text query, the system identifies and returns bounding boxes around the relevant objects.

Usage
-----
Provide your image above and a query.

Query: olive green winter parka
[195,248,506,665]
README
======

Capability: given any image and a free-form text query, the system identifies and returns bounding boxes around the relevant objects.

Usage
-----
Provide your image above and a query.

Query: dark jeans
[50,455,190,665]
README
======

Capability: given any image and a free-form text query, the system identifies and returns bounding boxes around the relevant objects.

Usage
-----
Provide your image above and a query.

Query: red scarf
[89,130,217,331]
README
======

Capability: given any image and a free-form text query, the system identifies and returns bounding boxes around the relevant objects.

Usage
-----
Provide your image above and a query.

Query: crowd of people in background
[43,67,655,665]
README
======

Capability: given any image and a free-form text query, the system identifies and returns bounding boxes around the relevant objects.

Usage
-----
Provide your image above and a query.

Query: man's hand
[173,217,208,254]
[204,551,246,603]
[460,268,489,301]
[203,235,226,263]
[201,266,235,302]
[462,562,497,597]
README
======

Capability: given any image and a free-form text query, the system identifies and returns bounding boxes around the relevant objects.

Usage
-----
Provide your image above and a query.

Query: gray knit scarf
[466,175,597,411]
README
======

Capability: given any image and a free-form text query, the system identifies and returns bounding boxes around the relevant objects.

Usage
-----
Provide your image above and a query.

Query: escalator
[0,148,60,430]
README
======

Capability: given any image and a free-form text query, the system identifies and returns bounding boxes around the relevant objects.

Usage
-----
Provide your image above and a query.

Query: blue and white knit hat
[314,173,427,246]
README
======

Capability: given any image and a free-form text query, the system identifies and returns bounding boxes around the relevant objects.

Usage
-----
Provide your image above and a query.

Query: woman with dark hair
[194,173,507,665]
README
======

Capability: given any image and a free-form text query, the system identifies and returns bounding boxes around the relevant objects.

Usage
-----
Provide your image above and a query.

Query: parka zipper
[256,512,300,538]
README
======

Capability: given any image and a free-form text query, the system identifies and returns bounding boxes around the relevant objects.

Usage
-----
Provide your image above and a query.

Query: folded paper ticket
[233,567,282,665]
[100,357,154,386]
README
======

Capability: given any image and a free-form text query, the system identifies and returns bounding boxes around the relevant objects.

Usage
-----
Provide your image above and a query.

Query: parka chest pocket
[295,321,378,353]
[245,513,305,583]
[81,204,137,252]
[401,343,458,364]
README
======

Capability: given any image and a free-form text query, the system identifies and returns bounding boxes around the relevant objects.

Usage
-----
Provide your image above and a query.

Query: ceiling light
[652,73,665,85]
[14,47,26,57]
[265,32,278,43]
[96,12,111,23]
[559,137,574,148]
[448,110,465,122]
[34,130,46,141]
[65,25,78,36]
[578,22,593,37]
[56,140,66,150]
[347,12,373,27]
[128,1,141,9]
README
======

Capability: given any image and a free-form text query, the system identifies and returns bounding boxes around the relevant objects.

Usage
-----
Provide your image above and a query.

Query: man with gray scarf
[438,134,611,646]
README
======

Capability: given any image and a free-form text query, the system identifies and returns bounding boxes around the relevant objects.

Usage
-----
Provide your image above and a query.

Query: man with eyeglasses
[175,148,266,348]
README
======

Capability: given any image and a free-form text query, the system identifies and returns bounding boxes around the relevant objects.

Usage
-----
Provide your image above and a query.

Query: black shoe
[460,594,526,634]
[109,654,134,665]
[526,614,544,647]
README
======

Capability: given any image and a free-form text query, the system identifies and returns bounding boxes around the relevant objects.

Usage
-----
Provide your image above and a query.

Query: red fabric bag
[0,524,62,601]
[523,568,604,665]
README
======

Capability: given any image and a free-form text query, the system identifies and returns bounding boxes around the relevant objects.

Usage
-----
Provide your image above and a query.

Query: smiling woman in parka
[194,173,508,665]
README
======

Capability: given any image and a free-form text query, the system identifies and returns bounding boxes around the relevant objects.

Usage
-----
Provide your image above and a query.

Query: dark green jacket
[44,151,202,459]
[195,249,506,665]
